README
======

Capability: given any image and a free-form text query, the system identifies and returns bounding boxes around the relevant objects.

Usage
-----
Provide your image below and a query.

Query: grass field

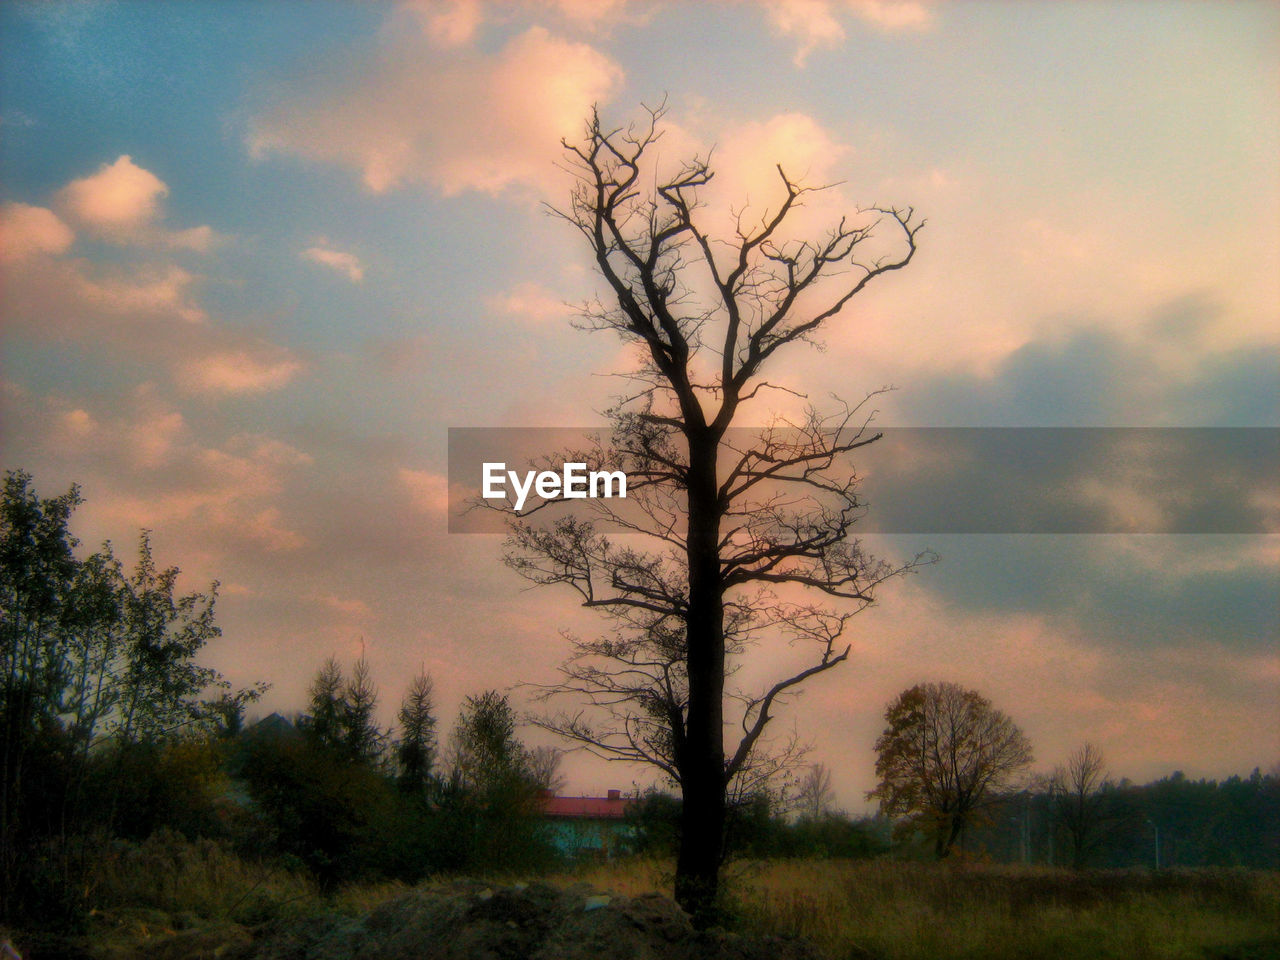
[18,833,1280,960]
[558,857,1280,960]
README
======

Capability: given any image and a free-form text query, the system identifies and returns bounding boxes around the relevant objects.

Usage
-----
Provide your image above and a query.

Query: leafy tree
[0,469,261,921]
[1,470,82,909]
[869,681,1033,859]
[502,102,928,919]
[445,690,552,870]
[115,532,225,743]
[448,690,528,793]
[238,730,392,891]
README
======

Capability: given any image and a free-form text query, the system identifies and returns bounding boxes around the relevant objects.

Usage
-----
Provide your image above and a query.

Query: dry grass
[554,858,1280,960]
[73,838,1280,960]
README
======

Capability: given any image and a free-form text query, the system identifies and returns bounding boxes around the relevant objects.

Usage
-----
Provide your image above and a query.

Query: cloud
[765,0,932,65]
[764,0,846,66]
[74,263,208,324]
[25,386,316,554]
[891,301,1280,427]
[399,468,451,514]
[57,154,168,235]
[400,0,636,46]
[301,243,365,282]
[908,534,1279,661]
[2,176,302,399]
[405,0,484,47]
[707,112,851,228]
[176,348,306,395]
[4,246,305,396]
[848,0,931,31]
[485,281,569,326]
[53,155,222,250]
[0,202,75,261]
[248,25,623,196]
[164,224,220,253]
[544,0,633,29]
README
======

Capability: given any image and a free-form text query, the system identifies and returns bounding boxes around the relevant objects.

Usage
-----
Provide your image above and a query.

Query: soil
[217,880,822,960]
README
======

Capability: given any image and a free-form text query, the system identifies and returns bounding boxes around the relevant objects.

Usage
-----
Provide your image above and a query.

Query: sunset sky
[2,0,1276,810]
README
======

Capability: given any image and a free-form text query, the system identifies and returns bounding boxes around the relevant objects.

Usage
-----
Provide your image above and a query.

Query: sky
[1,0,1277,811]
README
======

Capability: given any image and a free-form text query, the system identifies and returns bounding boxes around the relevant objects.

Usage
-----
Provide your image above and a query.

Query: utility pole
[1146,818,1160,870]
[1022,792,1030,864]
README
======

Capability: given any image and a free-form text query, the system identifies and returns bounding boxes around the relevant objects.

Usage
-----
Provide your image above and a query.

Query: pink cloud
[75,264,208,324]
[403,0,484,47]
[400,0,636,46]
[765,0,932,66]
[57,155,167,235]
[485,281,569,326]
[0,202,75,261]
[164,224,221,253]
[177,349,305,395]
[764,0,847,66]
[301,243,366,282]
[248,25,623,196]
[30,387,316,554]
[53,155,222,250]
[849,0,932,31]
[398,468,452,515]
[707,112,851,225]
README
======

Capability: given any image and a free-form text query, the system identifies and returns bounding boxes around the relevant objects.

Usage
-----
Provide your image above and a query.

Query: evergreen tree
[396,670,437,793]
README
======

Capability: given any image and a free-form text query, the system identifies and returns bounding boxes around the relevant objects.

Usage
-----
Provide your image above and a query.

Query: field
[13,834,1280,960]
[563,858,1280,960]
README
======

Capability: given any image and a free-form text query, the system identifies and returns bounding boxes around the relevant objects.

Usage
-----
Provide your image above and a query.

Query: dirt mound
[228,880,821,960]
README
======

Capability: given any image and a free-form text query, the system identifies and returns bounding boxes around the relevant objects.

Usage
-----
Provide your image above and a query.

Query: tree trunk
[674,430,725,924]
[936,813,963,859]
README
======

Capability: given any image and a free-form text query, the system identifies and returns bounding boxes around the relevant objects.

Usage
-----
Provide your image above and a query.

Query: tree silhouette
[1052,741,1113,868]
[0,469,260,919]
[444,690,548,869]
[396,669,438,794]
[502,103,929,918]
[869,681,1033,858]
[304,655,386,763]
[796,762,837,822]
[305,656,346,748]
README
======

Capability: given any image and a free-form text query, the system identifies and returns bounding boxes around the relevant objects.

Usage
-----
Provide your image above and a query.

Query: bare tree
[1051,741,1112,868]
[501,102,929,919]
[796,762,836,822]
[869,681,1033,859]
[526,744,567,795]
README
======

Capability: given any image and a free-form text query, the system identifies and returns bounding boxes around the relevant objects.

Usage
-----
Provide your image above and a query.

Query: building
[540,789,635,859]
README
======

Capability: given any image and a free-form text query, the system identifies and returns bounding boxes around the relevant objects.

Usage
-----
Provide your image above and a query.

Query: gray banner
[448,427,1279,535]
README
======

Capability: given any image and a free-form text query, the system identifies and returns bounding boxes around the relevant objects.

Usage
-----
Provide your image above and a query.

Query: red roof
[541,793,631,819]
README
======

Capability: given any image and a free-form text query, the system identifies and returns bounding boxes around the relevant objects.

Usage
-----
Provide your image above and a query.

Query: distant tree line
[626,757,1280,871]
[862,681,1280,869]
[962,766,1280,870]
